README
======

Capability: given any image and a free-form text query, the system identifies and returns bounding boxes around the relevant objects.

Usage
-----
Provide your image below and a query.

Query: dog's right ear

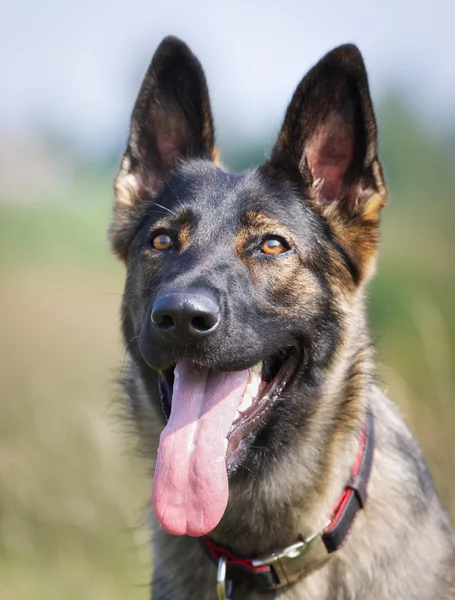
[110,36,215,260]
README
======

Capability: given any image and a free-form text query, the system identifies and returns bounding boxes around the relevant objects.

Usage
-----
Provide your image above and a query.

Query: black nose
[151,292,220,340]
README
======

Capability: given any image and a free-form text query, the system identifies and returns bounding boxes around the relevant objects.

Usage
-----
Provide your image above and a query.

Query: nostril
[191,315,210,332]
[152,312,175,331]
[191,312,219,333]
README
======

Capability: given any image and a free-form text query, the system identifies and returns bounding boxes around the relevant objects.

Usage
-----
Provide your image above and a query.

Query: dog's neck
[209,294,374,557]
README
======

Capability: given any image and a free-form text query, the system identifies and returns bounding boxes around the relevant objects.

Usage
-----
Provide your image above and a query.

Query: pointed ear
[110,36,216,259]
[269,44,386,210]
[267,44,387,280]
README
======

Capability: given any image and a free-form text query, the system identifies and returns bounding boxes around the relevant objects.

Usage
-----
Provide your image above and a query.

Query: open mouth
[158,347,298,460]
[152,348,299,538]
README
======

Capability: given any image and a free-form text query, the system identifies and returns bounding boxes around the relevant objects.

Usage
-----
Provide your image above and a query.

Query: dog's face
[110,37,387,539]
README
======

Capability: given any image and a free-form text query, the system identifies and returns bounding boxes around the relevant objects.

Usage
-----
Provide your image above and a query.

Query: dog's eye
[151,233,173,251]
[260,237,289,255]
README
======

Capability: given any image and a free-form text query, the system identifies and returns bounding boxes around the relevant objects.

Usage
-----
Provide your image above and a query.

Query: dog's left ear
[110,36,216,260]
[266,44,387,279]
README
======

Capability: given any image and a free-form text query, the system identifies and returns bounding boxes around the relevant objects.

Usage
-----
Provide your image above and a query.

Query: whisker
[153,202,177,217]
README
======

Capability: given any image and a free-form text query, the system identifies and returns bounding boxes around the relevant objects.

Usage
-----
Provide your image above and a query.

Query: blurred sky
[3,0,455,156]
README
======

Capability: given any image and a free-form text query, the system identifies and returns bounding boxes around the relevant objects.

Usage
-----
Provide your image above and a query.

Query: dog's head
[109,37,387,538]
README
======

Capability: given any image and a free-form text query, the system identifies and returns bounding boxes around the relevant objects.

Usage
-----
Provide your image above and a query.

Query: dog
[109,36,455,599]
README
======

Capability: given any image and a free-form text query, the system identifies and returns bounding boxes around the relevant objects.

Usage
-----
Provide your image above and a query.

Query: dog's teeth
[238,363,263,415]
[238,385,259,413]
[238,394,254,414]
[251,361,263,376]
[246,373,261,397]
[244,382,254,397]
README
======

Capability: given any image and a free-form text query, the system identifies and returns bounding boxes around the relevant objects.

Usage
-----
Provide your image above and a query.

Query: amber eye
[151,233,173,251]
[260,237,289,255]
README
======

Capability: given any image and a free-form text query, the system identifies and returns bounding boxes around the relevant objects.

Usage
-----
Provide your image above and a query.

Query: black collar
[203,408,375,599]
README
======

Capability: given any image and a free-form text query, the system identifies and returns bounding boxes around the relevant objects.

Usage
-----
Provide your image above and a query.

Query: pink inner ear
[305,113,355,204]
[156,129,183,169]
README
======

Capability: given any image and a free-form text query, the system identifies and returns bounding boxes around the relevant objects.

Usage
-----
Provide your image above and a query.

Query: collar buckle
[251,521,330,568]
[250,520,331,586]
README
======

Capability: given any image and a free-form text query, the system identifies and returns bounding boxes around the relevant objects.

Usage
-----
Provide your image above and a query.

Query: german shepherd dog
[109,37,455,599]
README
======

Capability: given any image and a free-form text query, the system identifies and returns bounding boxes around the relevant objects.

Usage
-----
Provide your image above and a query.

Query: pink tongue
[152,360,250,537]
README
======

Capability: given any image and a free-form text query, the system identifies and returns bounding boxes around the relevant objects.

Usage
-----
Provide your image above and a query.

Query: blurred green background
[1,2,455,598]
[1,93,454,600]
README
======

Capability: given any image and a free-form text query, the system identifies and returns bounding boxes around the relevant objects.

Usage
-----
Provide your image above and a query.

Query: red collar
[203,408,375,597]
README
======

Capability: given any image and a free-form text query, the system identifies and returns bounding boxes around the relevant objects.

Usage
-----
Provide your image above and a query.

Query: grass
[0,192,151,599]
[0,264,152,599]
